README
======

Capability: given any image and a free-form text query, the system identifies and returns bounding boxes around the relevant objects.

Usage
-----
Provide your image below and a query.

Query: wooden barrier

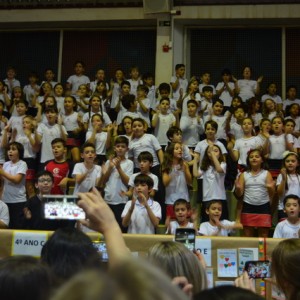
[0,230,283,299]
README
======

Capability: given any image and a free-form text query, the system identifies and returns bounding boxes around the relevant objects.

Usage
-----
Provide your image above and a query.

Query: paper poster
[215,281,235,286]
[206,268,214,289]
[238,248,259,275]
[195,238,212,266]
[12,231,48,257]
[217,249,238,277]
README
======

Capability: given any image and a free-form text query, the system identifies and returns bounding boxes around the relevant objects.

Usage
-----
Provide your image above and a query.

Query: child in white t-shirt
[101,136,134,231]
[199,200,242,236]
[72,143,102,194]
[121,174,161,234]
[166,199,197,235]
[273,194,300,238]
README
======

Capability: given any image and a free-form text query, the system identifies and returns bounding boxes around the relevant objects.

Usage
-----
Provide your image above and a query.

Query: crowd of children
[0,63,299,239]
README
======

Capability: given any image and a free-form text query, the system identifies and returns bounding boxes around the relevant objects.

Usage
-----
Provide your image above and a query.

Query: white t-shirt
[137,97,151,126]
[200,163,227,202]
[167,221,194,235]
[82,111,112,132]
[86,131,107,155]
[276,174,300,210]
[237,79,257,102]
[153,113,176,146]
[194,139,227,166]
[216,82,235,107]
[269,134,294,159]
[273,219,300,238]
[261,94,282,104]
[128,172,159,191]
[104,159,134,205]
[37,123,68,163]
[199,220,235,236]
[170,76,188,101]
[2,160,27,203]
[15,133,36,159]
[283,98,300,110]
[67,74,90,95]
[128,134,161,168]
[61,111,79,131]
[72,163,102,194]
[0,200,9,226]
[233,136,265,165]
[121,198,161,234]
[165,165,190,205]
[243,170,270,206]
[180,116,204,147]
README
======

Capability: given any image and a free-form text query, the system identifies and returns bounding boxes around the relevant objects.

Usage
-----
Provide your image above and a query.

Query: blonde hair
[52,259,189,300]
[147,241,207,295]
[271,239,300,300]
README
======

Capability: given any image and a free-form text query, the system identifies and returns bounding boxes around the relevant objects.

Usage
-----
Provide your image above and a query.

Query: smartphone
[175,228,196,251]
[42,195,86,220]
[244,260,271,279]
[92,241,109,262]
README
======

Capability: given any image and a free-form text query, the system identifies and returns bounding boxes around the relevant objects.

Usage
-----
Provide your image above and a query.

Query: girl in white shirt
[162,142,192,227]
[235,149,275,237]
[193,144,227,223]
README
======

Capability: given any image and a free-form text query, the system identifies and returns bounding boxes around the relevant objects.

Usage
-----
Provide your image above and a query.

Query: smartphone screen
[244,260,271,279]
[175,228,196,251]
[92,241,109,262]
[42,195,86,220]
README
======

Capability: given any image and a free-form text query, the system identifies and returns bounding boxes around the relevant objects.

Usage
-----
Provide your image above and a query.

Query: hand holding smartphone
[244,260,271,279]
[175,228,196,251]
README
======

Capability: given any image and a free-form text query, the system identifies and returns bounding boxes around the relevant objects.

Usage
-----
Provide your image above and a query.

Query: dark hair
[16,98,29,108]
[166,126,182,140]
[195,285,264,300]
[115,135,129,147]
[8,141,24,160]
[133,174,154,189]
[204,120,218,131]
[187,99,198,107]
[161,142,183,174]
[158,82,171,93]
[202,86,213,93]
[132,118,146,127]
[41,227,102,286]
[175,64,185,70]
[205,199,223,211]
[286,84,297,93]
[160,97,170,104]
[200,70,211,77]
[137,84,149,94]
[221,68,232,76]
[201,145,224,171]
[36,170,54,183]
[122,94,136,110]
[74,61,85,67]
[121,80,131,88]
[284,118,296,127]
[81,142,95,153]
[283,194,300,207]
[173,199,189,209]
[138,151,153,163]
[64,95,78,111]
[91,113,104,123]
[0,256,52,300]
[246,149,266,171]
[51,138,66,147]
[142,72,154,81]
[285,103,300,117]
[212,98,224,107]
[44,105,58,114]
